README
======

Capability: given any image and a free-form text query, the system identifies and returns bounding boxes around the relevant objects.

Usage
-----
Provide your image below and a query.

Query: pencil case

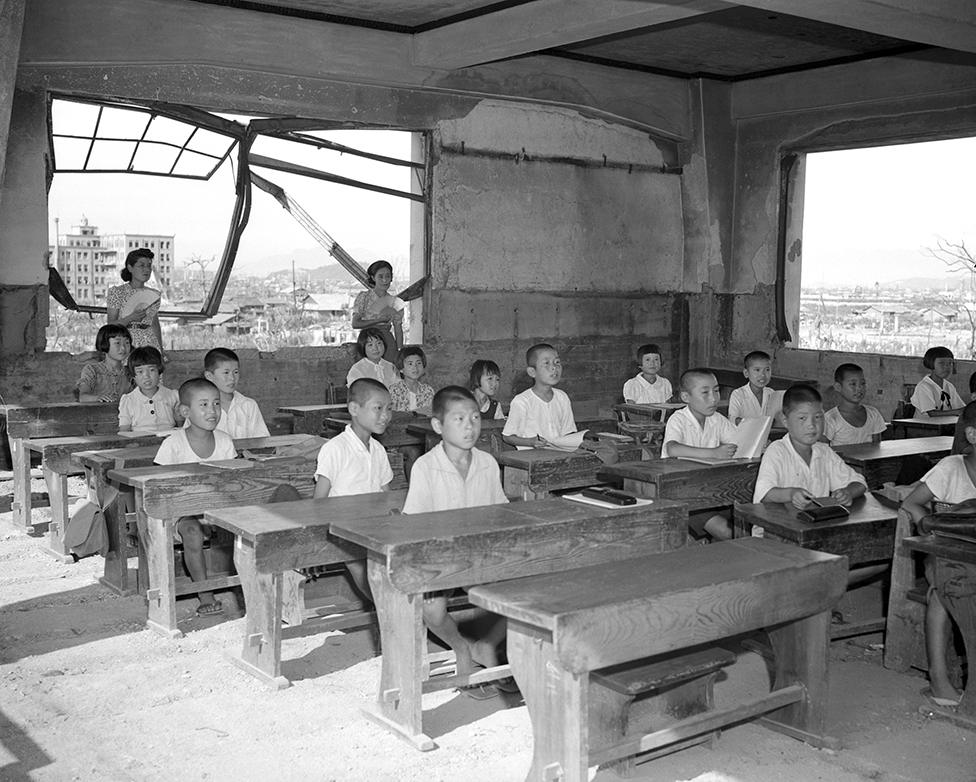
[797,505,849,523]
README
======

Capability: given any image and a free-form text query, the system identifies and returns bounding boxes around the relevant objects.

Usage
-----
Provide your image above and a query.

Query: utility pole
[292,259,297,310]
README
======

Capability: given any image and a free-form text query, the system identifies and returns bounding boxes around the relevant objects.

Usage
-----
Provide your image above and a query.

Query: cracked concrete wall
[426,101,688,412]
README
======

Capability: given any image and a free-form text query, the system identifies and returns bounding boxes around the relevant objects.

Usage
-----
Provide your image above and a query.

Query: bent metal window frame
[47,94,427,319]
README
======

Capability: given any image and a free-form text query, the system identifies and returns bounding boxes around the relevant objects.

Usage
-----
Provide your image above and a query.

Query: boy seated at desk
[824,362,887,446]
[203,347,270,438]
[311,378,394,600]
[502,343,576,450]
[728,350,784,426]
[662,368,737,541]
[403,386,510,697]
[156,378,237,616]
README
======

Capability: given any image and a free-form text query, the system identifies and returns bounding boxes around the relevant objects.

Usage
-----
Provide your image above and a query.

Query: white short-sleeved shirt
[502,388,576,449]
[661,405,737,458]
[314,425,393,496]
[824,405,887,446]
[753,436,866,502]
[118,385,179,431]
[346,357,400,389]
[728,385,784,424]
[155,428,237,465]
[402,443,508,514]
[216,392,270,439]
[911,375,964,418]
[919,455,976,505]
[622,374,673,405]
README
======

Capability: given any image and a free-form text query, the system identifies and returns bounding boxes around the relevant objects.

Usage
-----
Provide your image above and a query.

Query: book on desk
[678,416,772,465]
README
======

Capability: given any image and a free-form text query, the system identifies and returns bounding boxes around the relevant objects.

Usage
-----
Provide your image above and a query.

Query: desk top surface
[205,489,408,539]
[904,534,976,565]
[468,537,840,629]
[735,494,896,538]
[406,418,507,436]
[602,457,761,482]
[330,496,686,555]
[76,445,159,468]
[891,416,958,428]
[496,448,596,467]
[277,404,347,414]
[833,436,953,463]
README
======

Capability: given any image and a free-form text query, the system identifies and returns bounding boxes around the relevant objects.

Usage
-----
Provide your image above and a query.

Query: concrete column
[0,0,26,208]
[0,88,49,355]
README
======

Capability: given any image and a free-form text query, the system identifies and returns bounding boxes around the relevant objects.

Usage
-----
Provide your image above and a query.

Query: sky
[802,136,976,286]
[47,100,415,282]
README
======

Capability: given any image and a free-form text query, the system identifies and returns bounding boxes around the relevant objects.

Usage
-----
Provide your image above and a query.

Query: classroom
[2,2,976,781]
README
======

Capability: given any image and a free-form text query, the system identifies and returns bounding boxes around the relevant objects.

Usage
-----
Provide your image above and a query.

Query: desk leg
[227,538,290,690]
[10,437,32,530]
[137,499,181,639]
[364,559,433,751]
[762,610,836,748]
[97,477,135,596]
[509,621,588,782]
[42,466,73,563]
[932,559,976,725]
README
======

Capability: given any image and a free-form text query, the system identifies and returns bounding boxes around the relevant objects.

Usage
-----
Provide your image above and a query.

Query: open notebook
[678,416,772,465]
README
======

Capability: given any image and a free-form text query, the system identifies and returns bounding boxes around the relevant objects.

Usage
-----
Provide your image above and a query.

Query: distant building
[52,216,175,305]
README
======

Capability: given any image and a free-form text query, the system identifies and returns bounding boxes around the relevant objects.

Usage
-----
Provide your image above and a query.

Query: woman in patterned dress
[106,248,164,356]
[352,260,403,363]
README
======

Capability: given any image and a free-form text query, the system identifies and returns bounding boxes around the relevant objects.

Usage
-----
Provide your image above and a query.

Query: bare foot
[470,640,499,669]
[454,646,476,676]
[930,681,962,704]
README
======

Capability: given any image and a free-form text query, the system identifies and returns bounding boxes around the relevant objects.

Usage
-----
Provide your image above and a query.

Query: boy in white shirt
[622,343,673,405]
[662,368,737,540]
[824,363,887,446]
[312,378,394,600]
[911,346,965,418]
[155,378,237,616]
[203,347,270,439]
[503,343,576,449]
[728,350,784,426]
[404,386,508,696]
[118,346,182,432]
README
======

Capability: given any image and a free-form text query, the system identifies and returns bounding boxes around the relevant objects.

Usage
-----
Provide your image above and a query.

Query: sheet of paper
[547,430,587,452]
[562,492,654,510]
[200,458,253,470]
[730,416,773,458]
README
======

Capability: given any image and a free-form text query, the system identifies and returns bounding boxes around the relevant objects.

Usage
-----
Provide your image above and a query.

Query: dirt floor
[1,472,974,782]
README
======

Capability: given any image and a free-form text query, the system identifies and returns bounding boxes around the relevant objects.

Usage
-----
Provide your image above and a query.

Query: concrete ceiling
[188,0,976,79]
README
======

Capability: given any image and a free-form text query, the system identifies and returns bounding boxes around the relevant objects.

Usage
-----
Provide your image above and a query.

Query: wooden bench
[328,496,688,750]
[109,453,318,637]
[497,442,644,500]
[4,402,119,530]
[833,436,952,489]
[734,494,897,639]
[468,538,848,781]
[204,490,406,689]
[600,457,760,515]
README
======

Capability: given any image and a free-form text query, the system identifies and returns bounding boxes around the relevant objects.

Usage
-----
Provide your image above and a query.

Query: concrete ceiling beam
[731,0,976,55]
[411,0,731,70]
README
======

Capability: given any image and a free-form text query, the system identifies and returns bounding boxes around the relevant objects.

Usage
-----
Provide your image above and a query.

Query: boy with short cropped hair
[404,386,508,694]
[623,343,673,405]
[502,343,576,449]
[728,350,784,426]
[204,347,270,438]
[662,368,737,540]
[754,384,866,508]
[825,363,887,446]
[118,346,182,431]
[156,378,238,616]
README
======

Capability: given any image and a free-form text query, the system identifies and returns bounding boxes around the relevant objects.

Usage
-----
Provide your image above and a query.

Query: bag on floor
[64,500,109,558]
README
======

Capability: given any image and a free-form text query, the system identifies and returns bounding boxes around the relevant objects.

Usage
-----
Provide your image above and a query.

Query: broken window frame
[46,94,429,320]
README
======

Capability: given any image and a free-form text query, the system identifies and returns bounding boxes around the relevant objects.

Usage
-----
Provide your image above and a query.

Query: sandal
[495,677,521,695]
[195,600,223,617]
[459,682,499,700]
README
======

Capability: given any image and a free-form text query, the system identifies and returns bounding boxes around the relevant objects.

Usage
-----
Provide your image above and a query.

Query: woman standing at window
[352,260,403,363]
[107,248,164,358]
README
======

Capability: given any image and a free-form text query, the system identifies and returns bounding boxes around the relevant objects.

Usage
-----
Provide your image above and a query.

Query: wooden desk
[405,418,511,458]
[891,416,958,438]
[599,457,760,515]
[109,451,317,637]
[24,433,161,561]
[469,539,847,779]
[497,443,643,500]
[833,436,953,489]
[324,412,426,449]
[205,490,406,688]
[734,495,897,638]
[4,402,118,530]
[277,404,347,435]
[901,534,976,729]
[329,496,688,750]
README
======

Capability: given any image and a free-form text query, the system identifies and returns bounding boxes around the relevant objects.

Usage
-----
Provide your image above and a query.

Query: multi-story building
[52,216,175,305]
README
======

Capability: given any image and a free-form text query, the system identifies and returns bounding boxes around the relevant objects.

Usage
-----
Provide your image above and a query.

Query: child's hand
[129,303,150,321]
[830,487,854,506]
[791,489,814,509]
[534,436,550,448]
[715,443,738,458]
[97,393,116,403]
[390,308,404,322]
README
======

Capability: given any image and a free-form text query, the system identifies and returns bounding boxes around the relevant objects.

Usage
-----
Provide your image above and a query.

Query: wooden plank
[833,436,952,489]
[904,534,976,565]
[468,538,847,673]
[4,402,118,439]
[601,457,760,512]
